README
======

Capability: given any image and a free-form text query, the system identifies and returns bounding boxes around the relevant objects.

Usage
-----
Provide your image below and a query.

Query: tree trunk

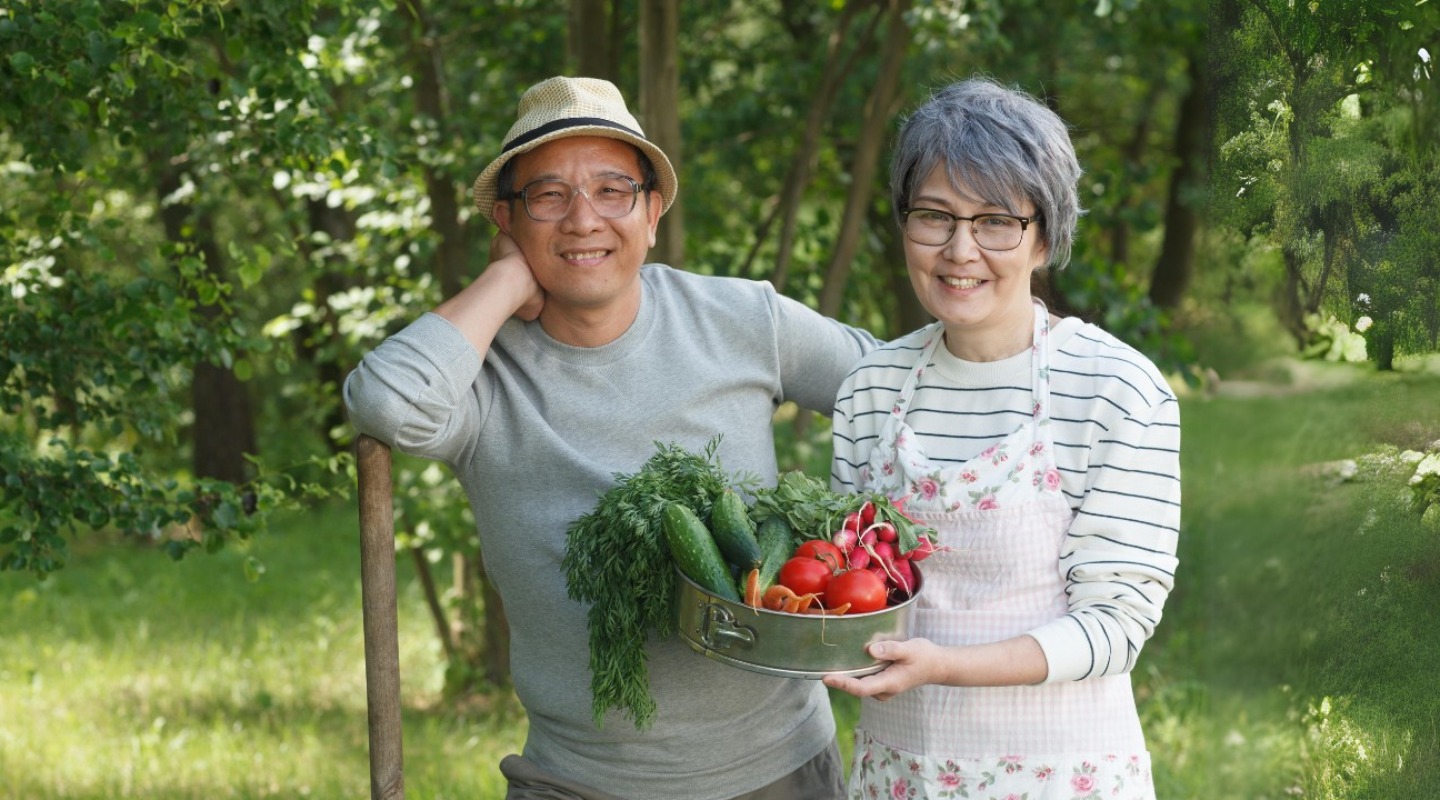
[1371,320,1396,371]
[1149,54,1209,309]
[639,0,683,267]
[817,0,910,320]
[1280,247,1310,346]
[152,157,256,484]
[870,203,929,337]
[395,0,472,299]
[749,0,880,290]
[478,558,511,685]
[297,199,357,455]
[395,0,504,690]
[568,0,618,81]
[1108,81,1162,267]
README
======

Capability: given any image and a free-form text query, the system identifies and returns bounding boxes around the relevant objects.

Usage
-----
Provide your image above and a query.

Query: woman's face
[902,165,1049,361]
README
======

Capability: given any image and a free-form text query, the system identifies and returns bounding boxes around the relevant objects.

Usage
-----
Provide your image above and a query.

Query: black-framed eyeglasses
[506,176,644,222]
[900,207,1039,250]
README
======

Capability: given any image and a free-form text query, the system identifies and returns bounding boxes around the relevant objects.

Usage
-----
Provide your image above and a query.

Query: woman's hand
[822,634,1048,700]
[823,638,948,701]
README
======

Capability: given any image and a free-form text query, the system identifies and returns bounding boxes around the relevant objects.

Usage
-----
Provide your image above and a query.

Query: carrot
[743,568,763,608]
[762,584,799,611]
[785,593,814,613]
[803,602,851,616]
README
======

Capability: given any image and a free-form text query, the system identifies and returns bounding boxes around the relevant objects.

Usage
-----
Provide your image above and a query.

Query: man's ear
[645,191,663,248]
[494,200,513,235]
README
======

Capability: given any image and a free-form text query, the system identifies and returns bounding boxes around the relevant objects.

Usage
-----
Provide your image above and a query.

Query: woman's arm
[824,635,1048,700]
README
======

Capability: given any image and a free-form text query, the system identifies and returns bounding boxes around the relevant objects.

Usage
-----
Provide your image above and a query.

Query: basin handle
[699,602,756,651]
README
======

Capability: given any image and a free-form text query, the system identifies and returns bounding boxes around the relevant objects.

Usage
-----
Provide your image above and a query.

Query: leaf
[243,556,266,583]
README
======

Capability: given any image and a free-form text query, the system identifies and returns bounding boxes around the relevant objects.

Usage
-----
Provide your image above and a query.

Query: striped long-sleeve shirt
[831,316,1181,682]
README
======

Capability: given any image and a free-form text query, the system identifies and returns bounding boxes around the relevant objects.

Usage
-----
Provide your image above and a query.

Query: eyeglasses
[506,176,644,222]
[900,208,1038,250]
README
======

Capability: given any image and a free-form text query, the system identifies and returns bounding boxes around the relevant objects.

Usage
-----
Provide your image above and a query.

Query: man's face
[494,136,662,322]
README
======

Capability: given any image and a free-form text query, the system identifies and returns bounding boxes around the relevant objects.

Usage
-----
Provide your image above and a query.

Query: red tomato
[825,569,889,614]
[778,556,834,597]
[794,540,845,571]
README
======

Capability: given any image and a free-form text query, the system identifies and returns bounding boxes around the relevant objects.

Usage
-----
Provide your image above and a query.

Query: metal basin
[674,567,922,679]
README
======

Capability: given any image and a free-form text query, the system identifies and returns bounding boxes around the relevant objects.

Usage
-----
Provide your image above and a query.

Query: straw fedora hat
[471,76,678,224]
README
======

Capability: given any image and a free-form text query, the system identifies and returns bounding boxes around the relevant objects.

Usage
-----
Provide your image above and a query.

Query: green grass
[0,515,526,799]
[3,361,1439,799]
[1141,361,1440,798]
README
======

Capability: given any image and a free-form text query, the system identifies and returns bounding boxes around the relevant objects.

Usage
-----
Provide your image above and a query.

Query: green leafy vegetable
[750,471,852,541]
[561,437,752,730]
[752,470,935,555]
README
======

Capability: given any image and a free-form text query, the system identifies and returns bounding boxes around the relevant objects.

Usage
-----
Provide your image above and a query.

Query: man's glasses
[508,177,643,222]
[901,208,1038,251]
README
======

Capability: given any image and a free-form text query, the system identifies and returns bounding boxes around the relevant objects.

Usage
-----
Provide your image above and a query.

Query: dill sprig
[562,437,753,730]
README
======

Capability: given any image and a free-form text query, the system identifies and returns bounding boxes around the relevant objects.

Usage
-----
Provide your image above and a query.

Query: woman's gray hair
[890,77,1084,269]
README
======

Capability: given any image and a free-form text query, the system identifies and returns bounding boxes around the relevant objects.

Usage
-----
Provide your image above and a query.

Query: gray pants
[500,740,845,800]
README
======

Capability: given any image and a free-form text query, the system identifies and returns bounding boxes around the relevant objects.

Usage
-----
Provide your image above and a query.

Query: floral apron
[849,302,1155,800]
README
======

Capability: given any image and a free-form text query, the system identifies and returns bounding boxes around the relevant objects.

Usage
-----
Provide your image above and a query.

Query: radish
[830,527,858,555]
[847,547,871,570]
[872,521,897,544]
[888,558,916,598]
[906,535,936,562]
[859,500,877,528]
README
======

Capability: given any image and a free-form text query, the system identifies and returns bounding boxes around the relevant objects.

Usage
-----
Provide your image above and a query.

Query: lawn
[2,359,1439,799]
[0,509,526,799]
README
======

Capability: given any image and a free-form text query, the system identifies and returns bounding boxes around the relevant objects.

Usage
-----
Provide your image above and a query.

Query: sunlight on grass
[0,514,526,800]
[1144,367,1440,798]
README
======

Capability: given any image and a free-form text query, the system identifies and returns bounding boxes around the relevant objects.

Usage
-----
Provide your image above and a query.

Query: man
[344,76,877,800]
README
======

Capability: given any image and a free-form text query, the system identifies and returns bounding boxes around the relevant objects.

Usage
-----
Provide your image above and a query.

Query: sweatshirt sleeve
[768,288,879,417]
[1029,368,1182,683]
[342,312,487,465]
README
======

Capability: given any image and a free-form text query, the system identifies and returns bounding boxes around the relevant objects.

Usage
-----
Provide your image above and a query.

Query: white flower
[1410,453,1440,484]
[1355,315,1373,333]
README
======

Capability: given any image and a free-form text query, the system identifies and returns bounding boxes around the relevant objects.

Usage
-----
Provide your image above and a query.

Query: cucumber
[662,503,741,602]
[709,490,763,571]
[739,515,794,598]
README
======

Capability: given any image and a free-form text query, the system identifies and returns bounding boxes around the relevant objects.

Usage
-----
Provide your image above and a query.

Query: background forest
[3,1,1440,798]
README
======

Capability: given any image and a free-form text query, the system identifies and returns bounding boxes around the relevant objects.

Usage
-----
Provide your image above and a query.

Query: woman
[824,77,1180,800]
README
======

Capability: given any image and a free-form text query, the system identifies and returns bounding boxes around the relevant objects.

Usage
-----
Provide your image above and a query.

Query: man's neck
[538,290,643,348]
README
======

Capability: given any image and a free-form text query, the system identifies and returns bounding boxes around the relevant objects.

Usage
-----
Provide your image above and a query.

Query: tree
[1212,0,1440,362]
[638,0,683,267]
[1,0,354,576]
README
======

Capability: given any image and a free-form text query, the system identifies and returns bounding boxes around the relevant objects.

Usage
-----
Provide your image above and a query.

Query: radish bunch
[828,499,936,602]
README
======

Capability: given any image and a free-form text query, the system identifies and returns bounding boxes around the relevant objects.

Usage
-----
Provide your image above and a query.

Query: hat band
[501,117,647,154]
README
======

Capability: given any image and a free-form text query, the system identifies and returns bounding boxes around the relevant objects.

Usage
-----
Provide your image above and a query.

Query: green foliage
[0,0,365,577]
[1211,0,1440,359]
[1052,246,1196,379]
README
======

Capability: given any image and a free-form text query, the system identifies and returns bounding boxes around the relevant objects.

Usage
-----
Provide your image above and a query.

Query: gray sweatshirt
[344,263,878,800]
